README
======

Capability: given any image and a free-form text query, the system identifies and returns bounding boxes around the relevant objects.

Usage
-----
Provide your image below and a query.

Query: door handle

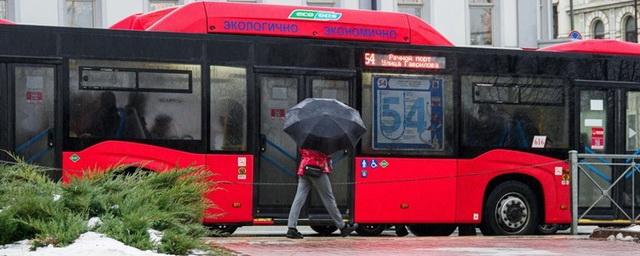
[260,134,266,152]
[47,129,54,148]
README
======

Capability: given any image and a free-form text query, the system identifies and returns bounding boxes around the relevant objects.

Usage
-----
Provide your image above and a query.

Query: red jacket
[297,148,332,176]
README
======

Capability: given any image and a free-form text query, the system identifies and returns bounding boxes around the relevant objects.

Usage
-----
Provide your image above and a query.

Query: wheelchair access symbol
[370,160,378,169]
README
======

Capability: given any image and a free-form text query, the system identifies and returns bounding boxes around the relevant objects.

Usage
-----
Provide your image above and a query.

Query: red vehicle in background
[5,2,639,236]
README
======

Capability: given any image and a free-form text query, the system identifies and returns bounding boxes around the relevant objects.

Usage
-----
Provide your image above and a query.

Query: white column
[556,0,571,38]
[341,0,360,9]
[17,0,59,26]
[103,0,144,28]
[500,0,518,47]
[430,0,466,45]
[379,0,395,11]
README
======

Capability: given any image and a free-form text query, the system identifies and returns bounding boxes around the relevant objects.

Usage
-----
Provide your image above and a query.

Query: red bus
[3,2,639,236]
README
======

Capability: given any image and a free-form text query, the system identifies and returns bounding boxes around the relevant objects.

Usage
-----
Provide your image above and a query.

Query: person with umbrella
[283,98,366,239]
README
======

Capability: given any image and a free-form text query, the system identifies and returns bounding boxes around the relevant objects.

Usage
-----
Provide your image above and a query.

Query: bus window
[210,66,247,151]
[462,76,568,149]
[360,72,454,156]
[69,59,202,141]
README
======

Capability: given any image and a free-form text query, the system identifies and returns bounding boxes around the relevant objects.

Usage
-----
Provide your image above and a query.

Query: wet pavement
[205,226,640,256]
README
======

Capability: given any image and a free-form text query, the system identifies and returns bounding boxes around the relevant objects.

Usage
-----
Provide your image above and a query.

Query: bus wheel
[310,225,338,235]
[355,224,387,236]
[480,181,540,236]
[209,225,239,237]
[407,224,456,236]
[536,224,559,235]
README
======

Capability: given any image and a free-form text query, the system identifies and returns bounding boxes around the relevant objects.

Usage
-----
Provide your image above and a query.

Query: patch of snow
[52,194,61,202]
[0,232,171,256]
[620,225,640,232]
[147,229,163,246]
[607,235,616,241]
[615,233,635,241]
[87,217,102,230]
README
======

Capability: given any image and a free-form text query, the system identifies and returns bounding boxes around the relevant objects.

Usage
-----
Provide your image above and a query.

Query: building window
[65,0,97,28]
[149,0,180,12]
[624,15,637,42]
[469,0,493,45]
[593,19,605,39]
[397,0,423,18]
[0,0,7,19]
[307,0,337,7]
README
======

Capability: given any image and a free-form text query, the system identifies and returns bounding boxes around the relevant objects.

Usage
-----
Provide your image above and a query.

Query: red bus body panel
[456,150,571,224]
[354,157,457,223]
[354,150,570,224]
[62,141,254,224]
[538,39,640,56]
[109,2,453,46]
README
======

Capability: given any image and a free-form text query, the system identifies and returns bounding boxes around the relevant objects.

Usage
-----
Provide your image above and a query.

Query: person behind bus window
[212,99,244,150]
[466,104,510,147]
[122,93,149,139]
[87,91,120,138]
[149,114,175,139]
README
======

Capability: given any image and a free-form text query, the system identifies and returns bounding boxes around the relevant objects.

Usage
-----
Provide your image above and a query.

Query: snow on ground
[620,225,640,232]
[0,232,171,256]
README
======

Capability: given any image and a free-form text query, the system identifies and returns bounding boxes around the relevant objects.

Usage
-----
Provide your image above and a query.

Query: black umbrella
[283,98,366,155]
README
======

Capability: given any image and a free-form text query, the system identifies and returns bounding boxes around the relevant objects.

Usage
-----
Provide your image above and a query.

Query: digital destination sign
[364,52,446,70]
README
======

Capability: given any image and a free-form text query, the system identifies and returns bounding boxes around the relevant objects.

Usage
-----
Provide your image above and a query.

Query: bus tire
[536,224,559,235]
[407,224,456,236]
[310,225,338,236]
[355,224,387,236]
[480,181,540,236]
[208,224,239,237]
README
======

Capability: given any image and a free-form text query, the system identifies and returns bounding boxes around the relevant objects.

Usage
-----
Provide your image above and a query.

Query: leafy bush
[0,157,216,255]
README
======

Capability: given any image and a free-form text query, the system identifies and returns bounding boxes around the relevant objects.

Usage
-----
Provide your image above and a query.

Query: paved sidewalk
[206,234,640,256]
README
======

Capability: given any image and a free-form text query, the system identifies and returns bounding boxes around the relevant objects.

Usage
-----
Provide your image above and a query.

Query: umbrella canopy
[284,98,366,155]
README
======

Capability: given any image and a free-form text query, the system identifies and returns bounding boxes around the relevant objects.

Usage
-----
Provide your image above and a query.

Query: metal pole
[570,0,574,31]
[570,150,579,235]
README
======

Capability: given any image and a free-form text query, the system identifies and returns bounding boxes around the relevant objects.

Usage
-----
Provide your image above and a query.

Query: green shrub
[0,156,216,255]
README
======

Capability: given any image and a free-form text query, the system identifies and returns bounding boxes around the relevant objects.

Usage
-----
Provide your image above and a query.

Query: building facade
[556,0,639,42]
[0,0,556,48]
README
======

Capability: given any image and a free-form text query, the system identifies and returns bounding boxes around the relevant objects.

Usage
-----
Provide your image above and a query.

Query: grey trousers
[287,173,345,229]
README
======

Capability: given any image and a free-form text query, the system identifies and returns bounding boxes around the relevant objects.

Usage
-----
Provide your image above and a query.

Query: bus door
[4,63,60,177]
[576,83,640,221]
[256,71,354,222]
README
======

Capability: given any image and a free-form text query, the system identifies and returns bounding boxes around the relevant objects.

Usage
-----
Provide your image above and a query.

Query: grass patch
[0,157,216,255]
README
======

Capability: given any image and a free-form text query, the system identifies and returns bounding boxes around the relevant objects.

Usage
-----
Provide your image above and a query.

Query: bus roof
[538,39,640,56]
[110,2,453,47]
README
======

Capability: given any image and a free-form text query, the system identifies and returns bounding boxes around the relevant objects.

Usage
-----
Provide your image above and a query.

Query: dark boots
[286,228,304,239]
[340,223,358,237]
